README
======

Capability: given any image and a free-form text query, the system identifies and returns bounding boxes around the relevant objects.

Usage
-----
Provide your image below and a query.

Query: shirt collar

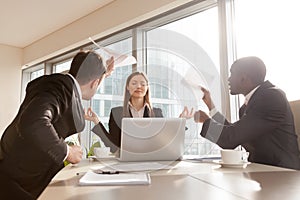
[128,101,149,118]
[67,73,82,100]
[128,101,148,111]
[244,85,260,105]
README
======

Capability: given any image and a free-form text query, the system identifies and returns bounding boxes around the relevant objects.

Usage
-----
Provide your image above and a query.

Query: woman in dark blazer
[85,71,192,153]
[85,72,163,153]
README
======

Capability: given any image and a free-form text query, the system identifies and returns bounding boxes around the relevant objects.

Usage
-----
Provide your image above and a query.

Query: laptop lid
[119,118,186,162]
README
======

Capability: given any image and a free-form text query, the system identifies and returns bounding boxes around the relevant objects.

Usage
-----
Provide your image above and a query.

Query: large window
[54,60,72,73]
[30,68,44,80]
[145,7,221,155]
[21,64,45,101]
[234,0,300,101]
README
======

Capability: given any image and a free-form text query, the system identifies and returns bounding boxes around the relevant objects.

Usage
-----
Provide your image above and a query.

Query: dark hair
[122,71,154,117]
[69,50,106,85]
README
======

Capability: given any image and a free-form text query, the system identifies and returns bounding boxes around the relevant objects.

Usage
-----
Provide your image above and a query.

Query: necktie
[239,104,247,118]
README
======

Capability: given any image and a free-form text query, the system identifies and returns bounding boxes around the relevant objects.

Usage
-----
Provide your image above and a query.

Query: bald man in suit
[194,56,300,170]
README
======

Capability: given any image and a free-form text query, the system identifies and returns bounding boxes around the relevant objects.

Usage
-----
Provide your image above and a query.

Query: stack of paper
[79,170,151,186]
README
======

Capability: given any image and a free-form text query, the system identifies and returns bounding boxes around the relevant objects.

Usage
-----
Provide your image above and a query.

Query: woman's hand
[179,106,194,119]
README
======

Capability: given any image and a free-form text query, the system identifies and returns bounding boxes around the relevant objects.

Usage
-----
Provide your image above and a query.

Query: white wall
[0,44,22,135]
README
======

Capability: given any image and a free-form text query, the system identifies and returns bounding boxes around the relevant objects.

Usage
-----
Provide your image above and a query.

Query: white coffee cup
[220,149,249,164]
[94,147,110,158]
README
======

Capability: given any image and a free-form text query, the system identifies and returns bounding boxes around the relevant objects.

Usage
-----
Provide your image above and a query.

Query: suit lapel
[143,106,150,117]
[239,81,274,119]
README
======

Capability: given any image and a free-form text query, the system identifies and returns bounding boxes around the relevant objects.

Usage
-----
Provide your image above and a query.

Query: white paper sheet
[79,170,151,186]
[181,68,205,100]
[89,37,137,68]
[98,47,137,68]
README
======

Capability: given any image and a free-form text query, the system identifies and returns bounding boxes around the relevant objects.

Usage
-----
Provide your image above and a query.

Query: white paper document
[79,170,151,186]
[89,37,137,68]
[98,47,137,68]
[181,69,205,100]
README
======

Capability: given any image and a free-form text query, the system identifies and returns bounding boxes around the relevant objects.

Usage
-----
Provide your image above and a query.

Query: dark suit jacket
[0,74,85,199]
[200,81,300,169]
[92,106,163,153]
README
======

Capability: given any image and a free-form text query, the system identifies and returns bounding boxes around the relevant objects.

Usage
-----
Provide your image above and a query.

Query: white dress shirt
[128,102,148,118]
[209,85,260,117]
[64,73,83,161]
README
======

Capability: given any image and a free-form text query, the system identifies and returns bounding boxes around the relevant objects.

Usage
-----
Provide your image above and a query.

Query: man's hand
[201,87,215,111]
[194,110,210,123]
[66,145,83,164]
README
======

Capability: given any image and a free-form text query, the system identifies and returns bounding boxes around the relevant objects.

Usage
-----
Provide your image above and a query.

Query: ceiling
[0,0,114,48]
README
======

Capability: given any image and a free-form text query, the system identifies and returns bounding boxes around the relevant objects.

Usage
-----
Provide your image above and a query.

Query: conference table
[38,157,300,200]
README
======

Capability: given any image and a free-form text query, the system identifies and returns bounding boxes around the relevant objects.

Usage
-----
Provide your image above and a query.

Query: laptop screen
[119,118,186,161]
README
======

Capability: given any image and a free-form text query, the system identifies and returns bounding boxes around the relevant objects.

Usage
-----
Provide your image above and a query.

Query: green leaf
[64,160,70,166]
[87,141,101,157]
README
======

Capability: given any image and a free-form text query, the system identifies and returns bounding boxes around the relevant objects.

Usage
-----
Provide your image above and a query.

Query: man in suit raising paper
[0,50,114,199]
[194,56,300,170]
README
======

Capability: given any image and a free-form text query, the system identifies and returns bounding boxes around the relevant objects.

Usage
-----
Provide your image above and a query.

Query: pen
[92,169,121,174]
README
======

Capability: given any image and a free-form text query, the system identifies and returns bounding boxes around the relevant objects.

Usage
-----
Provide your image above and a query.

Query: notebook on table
[118,118,186,162]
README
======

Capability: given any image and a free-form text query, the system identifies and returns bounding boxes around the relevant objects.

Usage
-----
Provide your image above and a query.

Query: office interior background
[1,0,300,156]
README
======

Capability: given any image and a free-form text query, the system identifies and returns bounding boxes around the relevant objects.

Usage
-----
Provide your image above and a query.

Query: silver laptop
[119,118,186,162]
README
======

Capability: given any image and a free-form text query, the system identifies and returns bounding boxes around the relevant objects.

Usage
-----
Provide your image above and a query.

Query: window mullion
[132,28,147,73]
[218,0,239,122]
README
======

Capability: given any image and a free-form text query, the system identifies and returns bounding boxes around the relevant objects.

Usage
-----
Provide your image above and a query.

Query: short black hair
[69,50,106,85]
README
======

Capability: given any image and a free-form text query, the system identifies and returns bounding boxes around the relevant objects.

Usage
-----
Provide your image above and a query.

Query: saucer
[88,155,97,160]
[213,160,251,168]
[95,155,116,161]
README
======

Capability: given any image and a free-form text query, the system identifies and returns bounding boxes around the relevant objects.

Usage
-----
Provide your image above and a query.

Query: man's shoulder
[26,74,74,96]
[29,73,72,86]
[258,82,286,99]
[48,73,73,84]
